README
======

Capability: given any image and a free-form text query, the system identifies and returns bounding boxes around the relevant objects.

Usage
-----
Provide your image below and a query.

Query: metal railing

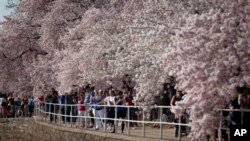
[33,102,250,141]
[217,108,250,141]
[0,105,27,118]
[34,102,190,141]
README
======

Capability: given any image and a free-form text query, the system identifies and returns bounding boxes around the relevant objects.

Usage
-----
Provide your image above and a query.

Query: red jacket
[78,98,85,111]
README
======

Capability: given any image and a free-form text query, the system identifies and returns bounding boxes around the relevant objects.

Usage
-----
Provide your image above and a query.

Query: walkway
[34,116,190,141]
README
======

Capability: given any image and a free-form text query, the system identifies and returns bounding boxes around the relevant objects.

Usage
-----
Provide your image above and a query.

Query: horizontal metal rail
[33,101,250,141]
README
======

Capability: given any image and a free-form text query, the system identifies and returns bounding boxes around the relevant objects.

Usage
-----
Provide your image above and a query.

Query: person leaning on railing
[37,95,45,118]
[14,96,21,117]
[116,91,127,133]
[0,97,5,118]
[124,88,136,128]
[28,95,34,117]
[0,98,8,118]
[90,89,104,130]
[46,89,58,123]
[99,89,116,133]
[7,94,15,117]
[78,94,85,128]
[22,96,29,117]
[84,85,94,128]
[59,93,66,123]
[66,91,74,123]
[170,90,185,138]
[72,91,78,123]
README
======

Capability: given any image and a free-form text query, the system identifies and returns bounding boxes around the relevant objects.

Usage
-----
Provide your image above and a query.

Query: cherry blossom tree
[0,13,43,96]
[164,0,250,139]
[0,0,54,96]
[1,0,250,140]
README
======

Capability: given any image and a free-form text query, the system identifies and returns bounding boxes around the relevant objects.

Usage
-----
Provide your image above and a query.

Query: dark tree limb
[2,48,48,61]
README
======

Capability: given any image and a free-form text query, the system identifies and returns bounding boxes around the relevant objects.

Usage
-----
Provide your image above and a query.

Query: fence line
[31,102,250,141]
[34,101,190,141]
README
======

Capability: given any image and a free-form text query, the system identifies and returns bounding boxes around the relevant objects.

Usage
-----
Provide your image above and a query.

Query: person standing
[22,96,29,117]
[238,88,250,127]
[229,90,240,126]
[91,90,104,130]
[0,96,7,118]
[102,90,116,133]
[7,94,15,117]
[66,91,73,123]
[59,93,66,123]
[170,90,184,138]
[52,89,59,122]
[28,95,34,117]
[78,94,85,128]
[14,95,21,117]
[124,88,135,128]
[45,91,53,122]
[84,85,94,128]
[116,91,127,133]
[72,91,78,123]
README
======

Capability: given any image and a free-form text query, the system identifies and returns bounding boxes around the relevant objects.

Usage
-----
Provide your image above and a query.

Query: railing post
[142,109,145,137]
[38,102,40,117]
[64,103,67,125]
[40,102,42,117]
[94,105,97,130]
[178,115,181,141]
[33,103,35,117]
[104,106,107,132]
[36,102,38,117]
[40,102,42,118]
[36,102,38,116]
[85,107,87,129]
[241,111,244,125]
[115,106,118,133]
[59,103,61,125]
[160,107,163,139]
[70,105,73,127]
[54,103,56,124]
[36,102,40,117]
[49,102,51,122]
[127,106,130,135]
[44,102,47,122]
[77,104,79,128]
[187,109,190,134]
[219,109,222,141]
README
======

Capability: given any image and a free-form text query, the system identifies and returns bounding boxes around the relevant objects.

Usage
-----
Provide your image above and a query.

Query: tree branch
[2,48,48,61]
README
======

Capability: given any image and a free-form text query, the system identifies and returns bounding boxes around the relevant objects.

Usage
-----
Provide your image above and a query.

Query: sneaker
[107,126,111,131]
[95,125,99,129]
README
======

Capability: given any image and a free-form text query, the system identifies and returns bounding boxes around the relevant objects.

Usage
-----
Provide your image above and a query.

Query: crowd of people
[1,81,250,140]
[0,93,35,118]
[37,83,140,133]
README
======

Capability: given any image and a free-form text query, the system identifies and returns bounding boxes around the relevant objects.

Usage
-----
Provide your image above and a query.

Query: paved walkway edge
[33,118,171,141]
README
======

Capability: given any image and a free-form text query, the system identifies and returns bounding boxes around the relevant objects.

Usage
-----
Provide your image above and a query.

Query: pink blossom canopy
[0,0,250,140]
